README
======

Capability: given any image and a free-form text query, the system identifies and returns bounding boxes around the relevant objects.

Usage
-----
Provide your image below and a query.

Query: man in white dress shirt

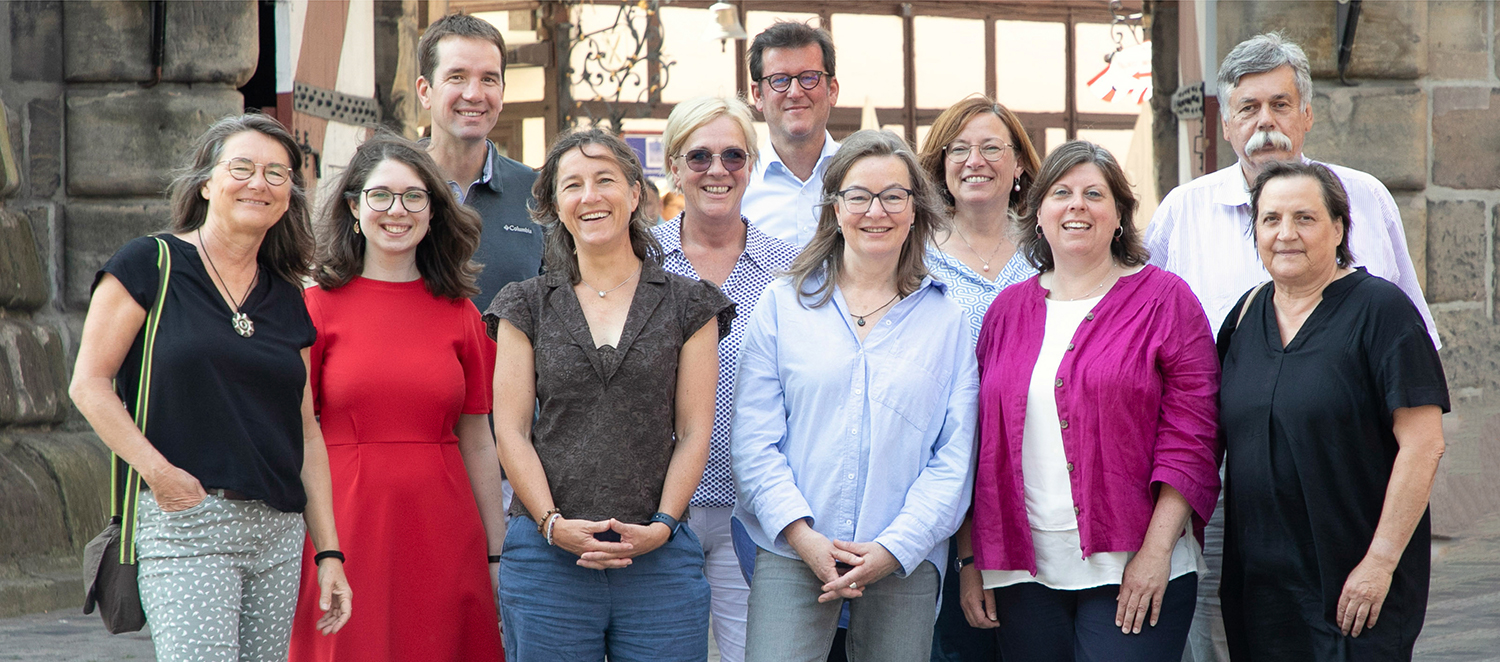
[740,22,842,247]
[1145,33,1440,662]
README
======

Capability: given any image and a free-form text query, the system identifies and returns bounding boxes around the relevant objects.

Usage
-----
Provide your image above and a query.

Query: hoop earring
[1034,224,1044,236]
[1113,226,1123,241]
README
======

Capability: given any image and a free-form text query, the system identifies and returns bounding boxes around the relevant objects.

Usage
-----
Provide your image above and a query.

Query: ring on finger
[849,581,858,589]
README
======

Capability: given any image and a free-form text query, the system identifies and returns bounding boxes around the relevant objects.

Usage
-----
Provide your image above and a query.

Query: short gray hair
[1217,32,1312,112]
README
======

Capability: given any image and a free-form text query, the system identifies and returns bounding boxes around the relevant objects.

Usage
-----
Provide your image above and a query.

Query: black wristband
[488,555,501,563]
[314,550,345,564]
[956,555,975,571]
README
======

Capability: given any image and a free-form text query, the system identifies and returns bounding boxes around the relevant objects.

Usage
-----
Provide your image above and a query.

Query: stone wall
[1217,0,1500,537]
[0,0,255,617]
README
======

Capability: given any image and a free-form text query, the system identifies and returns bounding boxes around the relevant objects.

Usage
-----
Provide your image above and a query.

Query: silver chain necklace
[581,264,642,298]
[1052,267,1114,302]
[952,225,1004,273]
[198,228,258,337]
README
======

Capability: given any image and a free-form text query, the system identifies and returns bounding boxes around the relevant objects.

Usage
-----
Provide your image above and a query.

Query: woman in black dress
[1217,161,1447,661]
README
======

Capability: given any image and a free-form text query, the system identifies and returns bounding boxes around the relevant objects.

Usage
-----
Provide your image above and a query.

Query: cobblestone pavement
[2,524,1495,662]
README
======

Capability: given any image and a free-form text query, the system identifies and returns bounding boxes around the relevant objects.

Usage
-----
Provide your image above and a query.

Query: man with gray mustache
[1143,32,1439,662]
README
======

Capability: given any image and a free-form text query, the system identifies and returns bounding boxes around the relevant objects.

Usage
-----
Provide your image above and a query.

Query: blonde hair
[662,95,759,170]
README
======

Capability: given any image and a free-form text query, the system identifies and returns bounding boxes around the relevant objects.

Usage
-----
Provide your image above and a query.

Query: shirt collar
[656,214,781,272]
[756,131,840,181]
[1212,153,1316,209]
[443,140,501,202]
[543,252,668,289]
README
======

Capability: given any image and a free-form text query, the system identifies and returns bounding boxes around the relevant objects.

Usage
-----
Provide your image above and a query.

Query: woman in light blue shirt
[732,130,979,662]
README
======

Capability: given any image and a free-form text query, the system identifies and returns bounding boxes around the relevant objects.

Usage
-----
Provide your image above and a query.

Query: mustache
[1246,130,1294,154]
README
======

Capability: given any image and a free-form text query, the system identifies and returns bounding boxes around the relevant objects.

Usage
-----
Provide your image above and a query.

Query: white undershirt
[983,294,1203,590]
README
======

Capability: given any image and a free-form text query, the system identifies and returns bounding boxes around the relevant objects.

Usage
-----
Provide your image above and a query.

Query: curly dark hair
[312,133,482,300]
[166,113,312,285]
[530,128,662,284]
[1015,140,1147,272]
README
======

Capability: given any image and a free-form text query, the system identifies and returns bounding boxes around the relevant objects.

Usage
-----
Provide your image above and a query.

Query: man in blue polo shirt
[416,13,544,310]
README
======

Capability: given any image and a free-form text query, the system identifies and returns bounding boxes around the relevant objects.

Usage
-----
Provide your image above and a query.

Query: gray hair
[1217,32,1312,112]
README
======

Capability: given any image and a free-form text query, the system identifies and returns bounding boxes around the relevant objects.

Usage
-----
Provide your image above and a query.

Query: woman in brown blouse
[485,128,733,661]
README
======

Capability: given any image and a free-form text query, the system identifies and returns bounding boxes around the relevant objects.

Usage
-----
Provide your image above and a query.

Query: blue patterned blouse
[924,246,1037,343]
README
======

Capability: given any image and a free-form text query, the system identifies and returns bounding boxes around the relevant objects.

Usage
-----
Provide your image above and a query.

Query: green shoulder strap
[114,235,171,565]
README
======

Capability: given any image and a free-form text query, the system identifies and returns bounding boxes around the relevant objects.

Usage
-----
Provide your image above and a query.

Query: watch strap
[649,512,681,541]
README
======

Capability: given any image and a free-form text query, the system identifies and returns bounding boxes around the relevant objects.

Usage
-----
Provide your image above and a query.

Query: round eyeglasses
[221,158,291,186]
[674,148,749,173]
[836,186,913,214]
[361,188,430,213]
[944,143,1013,163]
[759,70,829,93]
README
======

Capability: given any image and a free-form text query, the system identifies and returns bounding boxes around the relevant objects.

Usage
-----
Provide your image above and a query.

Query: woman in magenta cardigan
[956,140,1220,661]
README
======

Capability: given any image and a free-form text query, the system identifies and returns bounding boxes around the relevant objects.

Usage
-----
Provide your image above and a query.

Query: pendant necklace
[1053,266,1114,302]
[198,228,258,337]
[581,263,642,298]
[849,292,901,327]
[952,225,1004,273]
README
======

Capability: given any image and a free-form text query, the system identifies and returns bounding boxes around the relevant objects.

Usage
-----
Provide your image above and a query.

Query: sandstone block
[0,319,68,425]
[64,0,257,85]
[1390,192,1426,293]
[9,1,62,82]
[1433,88,1500,190]
[1216,0,1425,81]
[1432,306,1500,392]
[0,97,18,198]
[0,435,72,560]
[1304,85,1426,191]
[63,201,169,307]
[0,209,49,310]
[17,434,110,552]
[65,86,243,197]
[28,97,62,198]
[1426,200,1487,303]
[1430,0,1490,80]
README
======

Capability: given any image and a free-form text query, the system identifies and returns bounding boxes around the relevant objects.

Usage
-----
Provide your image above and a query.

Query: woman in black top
[486,128,731,661]
[1217,161,1447,661]
[70,114,351,660]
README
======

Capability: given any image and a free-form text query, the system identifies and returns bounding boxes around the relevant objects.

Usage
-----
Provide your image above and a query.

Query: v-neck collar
[1265,267,1368,352]
[544,258,669,383]
[164,233,268,319]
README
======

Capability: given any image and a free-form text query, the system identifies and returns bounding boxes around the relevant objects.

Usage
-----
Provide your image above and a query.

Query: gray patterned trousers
[136,490,305,662]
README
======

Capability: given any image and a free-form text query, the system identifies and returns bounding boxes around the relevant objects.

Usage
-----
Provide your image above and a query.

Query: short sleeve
[1365,283,1450,414]
[460,300,495,415]
[95,235,164,310]
[483,279,536,342]
[678,277,735,342]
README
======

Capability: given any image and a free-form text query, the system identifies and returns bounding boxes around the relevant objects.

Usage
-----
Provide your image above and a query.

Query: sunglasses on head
[675,148,749,173]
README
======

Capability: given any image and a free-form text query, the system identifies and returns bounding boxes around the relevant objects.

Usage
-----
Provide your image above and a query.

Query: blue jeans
[994,573,1198,662]
[498,516,710,661]
[745,547,940,662]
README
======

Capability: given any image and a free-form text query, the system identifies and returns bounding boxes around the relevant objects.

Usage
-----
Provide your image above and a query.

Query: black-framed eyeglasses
[221,158,291,186]
[944,143,1013,163]
[675,148,749,173]
[759,70,829,93]
[836,186,914,214]
[360,187,430,213]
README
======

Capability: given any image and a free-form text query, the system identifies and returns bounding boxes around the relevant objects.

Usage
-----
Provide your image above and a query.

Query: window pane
[995,21,1064,113]
[1044,127,1067,155]
[1075,23,1146,115]
[1076,128,1134,166]
[915,17,984,109]
[660,6,737,102]
[832,14,903,108]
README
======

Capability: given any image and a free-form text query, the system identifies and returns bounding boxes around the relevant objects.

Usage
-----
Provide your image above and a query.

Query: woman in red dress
[288,135,506,661]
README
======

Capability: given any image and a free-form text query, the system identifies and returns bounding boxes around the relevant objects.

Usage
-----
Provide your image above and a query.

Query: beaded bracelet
[536,508,562,534]
[544,512,562,546]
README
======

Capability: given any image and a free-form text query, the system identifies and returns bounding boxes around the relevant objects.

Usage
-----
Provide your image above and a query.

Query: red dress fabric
[289,277,502,661]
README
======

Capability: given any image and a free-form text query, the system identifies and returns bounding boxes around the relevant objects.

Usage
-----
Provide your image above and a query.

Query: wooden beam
[1064,9,1077,139]
[901,3,916,140]
[984,16,997,100]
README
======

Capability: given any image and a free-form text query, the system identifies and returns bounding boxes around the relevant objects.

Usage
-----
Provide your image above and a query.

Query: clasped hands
[784,520,901,603]
[550,517,672,569]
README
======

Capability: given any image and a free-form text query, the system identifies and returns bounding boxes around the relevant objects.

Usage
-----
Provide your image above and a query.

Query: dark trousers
[993,573,1197,662]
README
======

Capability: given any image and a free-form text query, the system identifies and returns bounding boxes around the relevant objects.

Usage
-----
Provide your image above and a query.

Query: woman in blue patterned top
[917,95,1043,661]
[651,95,800,662]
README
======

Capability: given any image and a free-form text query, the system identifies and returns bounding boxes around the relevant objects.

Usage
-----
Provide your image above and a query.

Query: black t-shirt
[98,234,317,513]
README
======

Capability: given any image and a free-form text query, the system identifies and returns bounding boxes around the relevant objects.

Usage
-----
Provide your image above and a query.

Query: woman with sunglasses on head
[917,95,1043,662]
[71,114,351,661]
[733,130,979,662]
[286,135,505,661]
[651,95,800,662]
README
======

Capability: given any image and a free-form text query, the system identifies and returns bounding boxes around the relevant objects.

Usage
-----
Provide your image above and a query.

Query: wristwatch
[649,512,682,542]
[956,555,976,571]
